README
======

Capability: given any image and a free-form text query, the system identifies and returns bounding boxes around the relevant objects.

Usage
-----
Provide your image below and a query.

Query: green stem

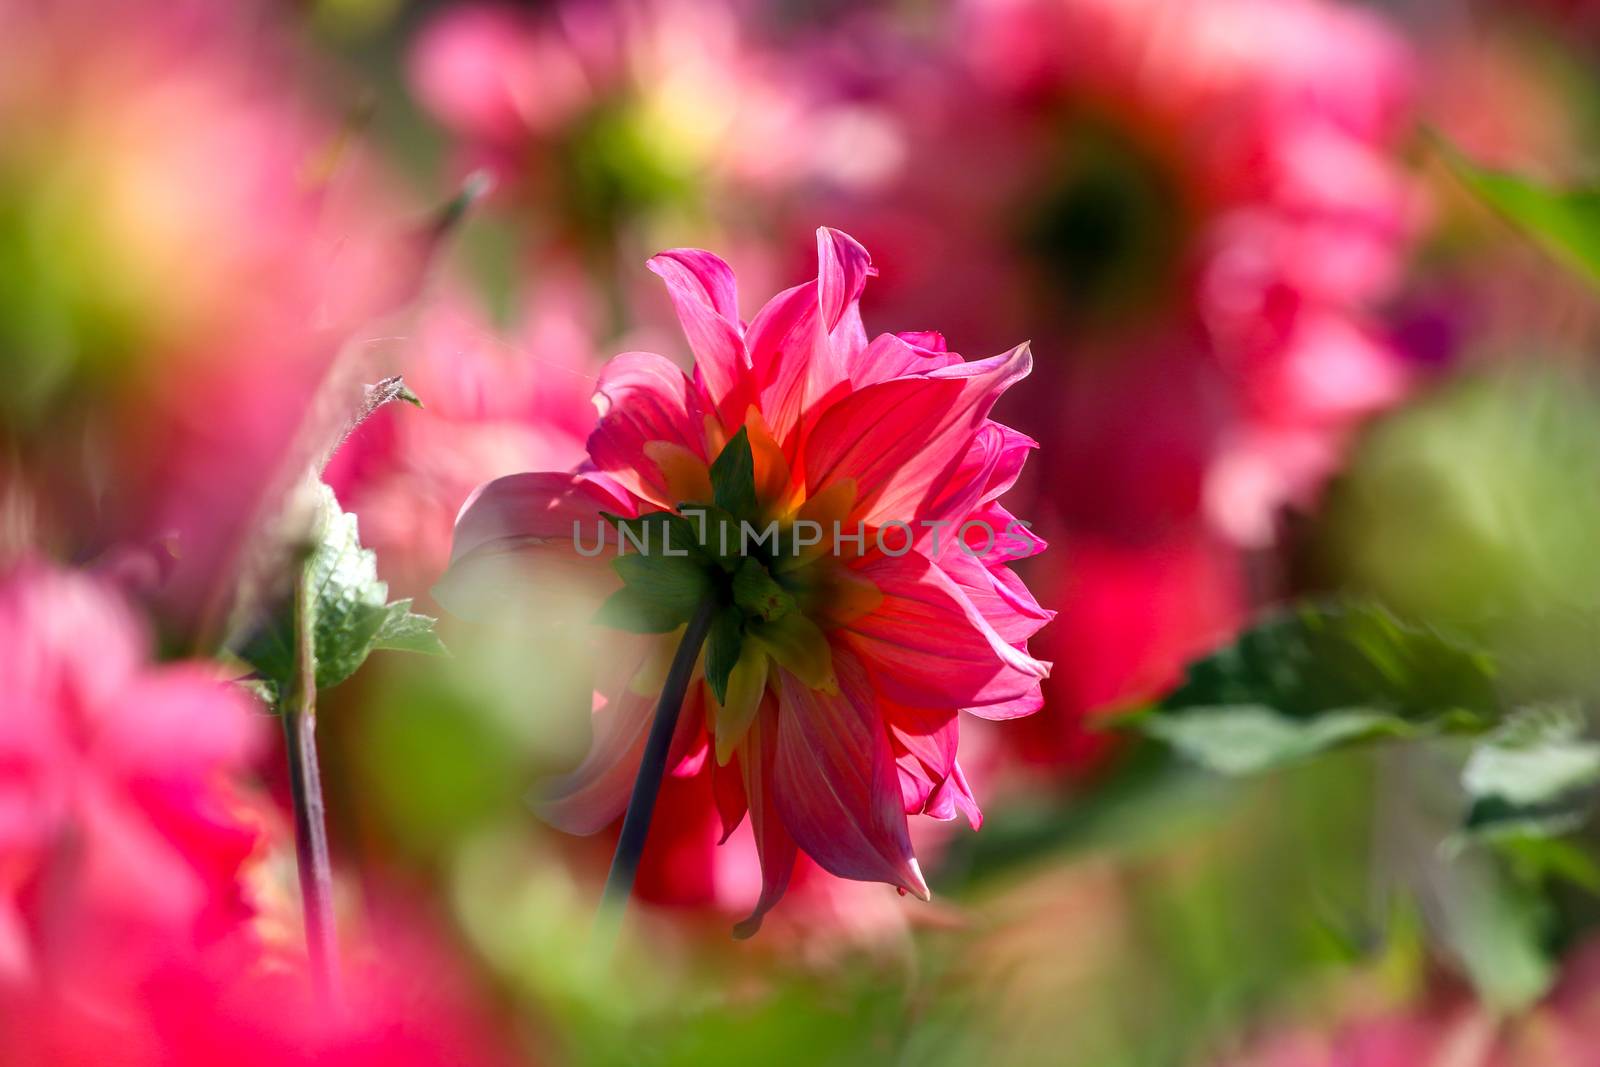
[283,565,339,999]
[597,598,716,939]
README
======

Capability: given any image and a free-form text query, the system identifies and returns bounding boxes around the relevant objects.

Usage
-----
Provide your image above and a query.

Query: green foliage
[709,427,757,520]
[1440,138,1600,289]
[240,482,445,704]
[594,511,713,633]
[731,557,794,623]
[704,606,744,705]
[1142,601,1498,773]
[1461,705,1600,840]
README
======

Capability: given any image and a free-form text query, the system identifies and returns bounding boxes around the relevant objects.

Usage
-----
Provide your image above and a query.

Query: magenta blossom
[0,562,264,986]
[438,228,1051,934]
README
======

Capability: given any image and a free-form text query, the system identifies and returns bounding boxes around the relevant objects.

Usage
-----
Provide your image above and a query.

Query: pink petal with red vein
[804,343,1032,525]
[771,647,928,899]
[646,249,751,422]
[734,696,799,938]
[843,552,1048,711]
[586,351,710,506]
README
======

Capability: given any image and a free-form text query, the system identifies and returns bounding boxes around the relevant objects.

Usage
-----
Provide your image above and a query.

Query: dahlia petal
[939,550,1054,645]
[102,669,262,780]
[816,227,874,334]
[535,636,663,835]
[887,704,958,780]
[897,756,935,815]
[535,687,651,836]
[744,282,840,452]
[711,746,748,844]
[804,343,1033,525]
[734,696,799,938]
[843,551,1048,710]
[646,249,750,420]
[964,689,1044,721]
[926,761,983,830]
[435,471,636,620]
[771,648,929,899]
[587,352,710,506]
[668,684,709,779]
[851,331,962,389]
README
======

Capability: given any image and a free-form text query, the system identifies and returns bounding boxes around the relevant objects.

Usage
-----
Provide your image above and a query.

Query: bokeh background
[4,0,1600,1063]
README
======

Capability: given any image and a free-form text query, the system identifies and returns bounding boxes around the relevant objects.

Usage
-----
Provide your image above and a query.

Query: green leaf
[1146,601,1500,773]
[732,557,795,622]
[705,606,745,705]
[1438,138,1600,289]
[1142,706,1416,776]
[675,503,746,572]
[594,585,693,634]
[710,427,757,520]
[373,600,448,657]
[603,510,705,561]
[240,483,448,701]
[592,511,713,634]
[1461,704,1600,840]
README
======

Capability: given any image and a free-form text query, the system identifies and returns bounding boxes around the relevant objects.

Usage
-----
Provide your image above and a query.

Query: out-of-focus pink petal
[586,352,710,507]
[771,648,928,899]
[842,552,1048,712]
[804,343,1032,525]
[535,648,660,838]
[98,669,262,781]
[646,249,751,422]
[435,471,636,620]
[734,696,799,938]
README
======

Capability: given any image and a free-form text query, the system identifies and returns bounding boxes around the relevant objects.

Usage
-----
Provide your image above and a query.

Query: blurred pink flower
[0,904,521,1067]
[810,0,1419,548]
[439,228,1051,934]
[325,285,598,603]
[0,0,408,639]
[1219,938,1600,1067]
[408,0,817,245]
[0,562,264,987]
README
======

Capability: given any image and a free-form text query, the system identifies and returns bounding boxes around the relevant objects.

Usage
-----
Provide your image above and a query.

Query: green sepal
[732,557,796,623]
[709,426,758,521]
[705,605,746,705]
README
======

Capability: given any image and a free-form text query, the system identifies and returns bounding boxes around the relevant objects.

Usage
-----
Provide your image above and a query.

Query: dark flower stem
[283,564,340,1000]
[598,598,716,938]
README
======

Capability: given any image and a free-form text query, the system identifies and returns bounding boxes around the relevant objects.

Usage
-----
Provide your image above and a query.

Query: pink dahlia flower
[438,228,1051,934]
[0,562,264,986]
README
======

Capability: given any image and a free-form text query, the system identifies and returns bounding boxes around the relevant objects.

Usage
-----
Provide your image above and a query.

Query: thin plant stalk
[282,564,339,1000]
[597,598,716,940]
